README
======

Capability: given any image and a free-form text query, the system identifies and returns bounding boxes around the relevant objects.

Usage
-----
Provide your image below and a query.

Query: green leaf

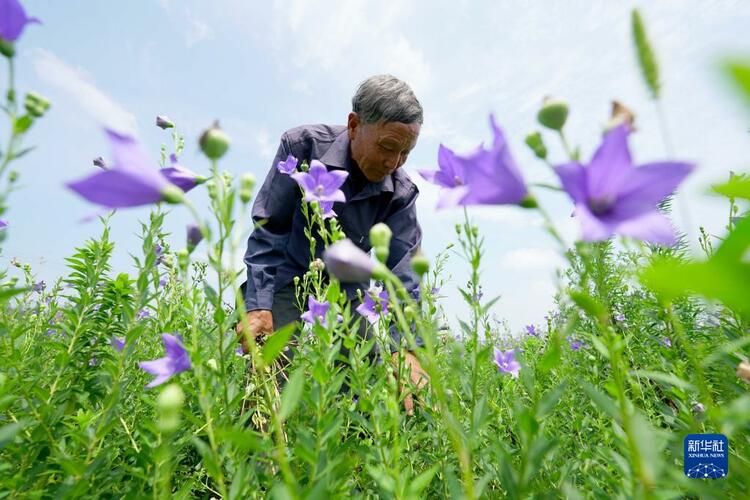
[712,173,750,200]
[0,421,26,449]
[537,334,561,374]
[537,381,568,419]
[279,368,305,421]
[631,9,661,98]
[216,426,261,451]
[0,286,30,303]
[722,59,750,108]
[12,114,33,134]
[261,322,296,365]
[407,465,440,496]
[631,370,695,391]
[580,381,620,420]
[568,289,606,323]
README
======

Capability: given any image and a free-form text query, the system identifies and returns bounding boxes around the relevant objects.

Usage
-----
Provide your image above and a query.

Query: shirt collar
[319,128,394,198]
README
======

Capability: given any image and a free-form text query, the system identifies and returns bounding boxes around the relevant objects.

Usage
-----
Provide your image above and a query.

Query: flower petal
[615,161,693,211]
[67,169,164,208]
[554,162,587,204]
[573,202,615,242]
[587,125,634,201]
[614,210,677,245]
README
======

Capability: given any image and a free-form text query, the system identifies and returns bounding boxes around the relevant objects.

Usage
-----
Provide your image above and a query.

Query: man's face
[347,112,420,182]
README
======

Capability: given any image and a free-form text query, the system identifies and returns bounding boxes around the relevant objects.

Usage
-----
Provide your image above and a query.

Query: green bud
[7,276,17,286]
[161,185,184,204]
[240,173,256,191]
[8,170,19,183]
[206,358,218,372]
[24,92,51,118]
[293,276,300,286]
[0,40,15,58]
[519,195,538,209]
[537,98,569,131]
[239,188,253,204]
[404,305,417,317]
[454,224,461,235]
[309,258,325,272]
[410,253,429,276]
[157,383,184,433]
[371,263,389,281]
[524,131,547,160]
[177,248,189,271]
[206,180,218,200]
[222,171,234,185]
[369,223,392,249]
[199,120,230,160]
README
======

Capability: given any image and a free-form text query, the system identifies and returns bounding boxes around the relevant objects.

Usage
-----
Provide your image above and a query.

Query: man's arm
[243,133,299,312]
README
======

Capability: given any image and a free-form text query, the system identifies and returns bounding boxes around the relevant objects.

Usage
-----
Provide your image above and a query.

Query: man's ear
[347,112,359,140]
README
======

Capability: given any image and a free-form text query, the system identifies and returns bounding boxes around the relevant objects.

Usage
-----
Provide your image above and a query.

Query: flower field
[1,2,749,498]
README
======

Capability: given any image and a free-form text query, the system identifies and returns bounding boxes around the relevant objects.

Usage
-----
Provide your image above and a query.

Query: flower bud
[737,361,750,383]
[92,157,107,169]
[605,100,636,132]
[206,180,218,200]
[161,185,184,204]
[186,224,204,253]
[24,92,51,118]
[524,131,547,159]
[519,195,538,209]
[240,173,256,191]
[199,121,230,160]
[155,115,175,130]
[8,170,18,183]
[410,252,429,276]
[691,401,705,414]
[206,358,218,372]
[537,97,569,131]
[369,223,392,249]
[375,246,389,264]
[177,248,189,271]
[309,258,325,272]
[293,276,300,286]
[0,40,15,58]
[156,383,184,433]
[240,188,253,204]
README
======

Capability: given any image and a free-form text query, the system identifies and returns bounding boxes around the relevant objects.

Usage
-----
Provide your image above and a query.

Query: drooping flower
[525,324,538,337]
[300,296,335,327]
[67,129,183,208]
[0,0,40,42]
[356,288,389,325]
[323,239,377,282]
[186,224,203,251]
[554,125,694,245]
[111,336,125,352]
[138,333,191,388]
[155,115,174,129]
[277,154,298,175]
[419,114,529,208]
[161,154,206,193]
[32,280,45,292]
[291,160,348,203]
[493,348,521,378]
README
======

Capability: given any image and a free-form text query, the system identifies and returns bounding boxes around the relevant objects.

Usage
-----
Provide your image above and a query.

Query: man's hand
[391,351,430,416]
[236,310,274,353]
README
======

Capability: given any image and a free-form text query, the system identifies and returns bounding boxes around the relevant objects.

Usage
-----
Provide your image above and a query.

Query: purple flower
[431,286,440,295]
[277,154,298,175]
[32,280,45,292]
[187,224,203,250]
[291,160,348,203]
[136,309,150,320]
[554,125,694,245]
[88,357,99,367]
[0,219,7,229]
[92,156,107,169]
[111,336,125,352]
[319,200,336,219]
[155,115,174,129]
[161,154,206,193]
[525,324,538,337]
[154,244,164,265]
[662,337,672,348]
[323,239,376,283]
[300,296,334,327]
[356,288,389,325]
[615,313,626,322]
[45,328,56,336]
[0,0,40,42]
[493,348,520,378]
[420,114,528,208]
[159,277,167,288]
[235,346,244,357]
[567,336,583,351]
[138,333,191,388]
[66,129,182,208]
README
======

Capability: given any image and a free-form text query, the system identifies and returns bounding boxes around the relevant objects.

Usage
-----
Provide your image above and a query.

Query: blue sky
[4,0,750,333]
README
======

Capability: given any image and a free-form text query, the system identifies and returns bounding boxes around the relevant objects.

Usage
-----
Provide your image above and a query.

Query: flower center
[588,196,614,215]
[453,175,464,186]
[314,184,325,195]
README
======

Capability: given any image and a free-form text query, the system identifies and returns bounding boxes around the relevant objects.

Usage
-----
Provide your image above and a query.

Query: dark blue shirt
[243,124,423,312]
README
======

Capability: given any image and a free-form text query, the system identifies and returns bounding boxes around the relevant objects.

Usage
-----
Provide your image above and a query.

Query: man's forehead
[375,122,420,144]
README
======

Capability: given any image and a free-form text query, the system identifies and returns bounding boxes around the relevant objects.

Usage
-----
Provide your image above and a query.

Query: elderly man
[238,74,427,412]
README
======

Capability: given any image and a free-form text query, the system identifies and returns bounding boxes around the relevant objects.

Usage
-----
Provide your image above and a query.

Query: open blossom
[136,309,150,320]
[554,124,694,245]
[493,348,521,378]
[300,296,341,327]
[32,280,45,292]
[567,336,583,351]
[356,288,389,325]
[419,114,529,208]
[615,313,626,322]
[277,154,298,175]
[291,160,348,203]
[319,200,336,219]
[662,337,672,348]
[67,129,183,208]
[525,324,538,337]
[138,333,191,388]
[0,0,40,42]
[323,239,376,282]
[111,336,125,353]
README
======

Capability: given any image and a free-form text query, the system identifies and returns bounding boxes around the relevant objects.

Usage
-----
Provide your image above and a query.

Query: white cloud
[32,49,138,135]
[499,247,565,271]
[158,0,215,46]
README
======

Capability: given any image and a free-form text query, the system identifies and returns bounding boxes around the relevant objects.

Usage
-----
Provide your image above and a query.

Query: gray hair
[351,74,423,125]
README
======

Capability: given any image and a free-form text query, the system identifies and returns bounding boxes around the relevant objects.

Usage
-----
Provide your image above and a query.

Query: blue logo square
[684,434,728,479]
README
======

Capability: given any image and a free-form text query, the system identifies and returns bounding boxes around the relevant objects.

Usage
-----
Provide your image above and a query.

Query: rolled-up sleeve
[243,134,299,311]
[383,182,425,351]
